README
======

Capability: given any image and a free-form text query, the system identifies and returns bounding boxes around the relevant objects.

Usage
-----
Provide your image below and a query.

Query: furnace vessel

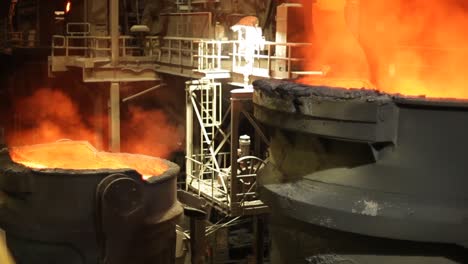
[0,141,182,264]
[253,79,468,264]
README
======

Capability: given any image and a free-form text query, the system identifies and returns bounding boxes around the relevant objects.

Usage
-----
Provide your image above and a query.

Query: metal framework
[44,19,319,217]
[185,78,270,216]
[49,23,316,82]
[176,0,221,12]
[46,21,315,216]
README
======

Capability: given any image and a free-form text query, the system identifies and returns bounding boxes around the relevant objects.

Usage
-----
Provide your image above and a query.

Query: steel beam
[109,82,120,152]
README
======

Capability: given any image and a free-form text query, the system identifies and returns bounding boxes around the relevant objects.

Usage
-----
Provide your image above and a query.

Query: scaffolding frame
[185,79,269,217]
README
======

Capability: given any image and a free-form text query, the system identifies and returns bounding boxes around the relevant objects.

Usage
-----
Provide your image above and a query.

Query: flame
[10,141,168,179]
[297,0,468,99]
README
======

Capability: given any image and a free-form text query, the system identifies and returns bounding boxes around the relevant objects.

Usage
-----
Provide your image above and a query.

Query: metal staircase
[185,77,270,217]
[185,79,232,211]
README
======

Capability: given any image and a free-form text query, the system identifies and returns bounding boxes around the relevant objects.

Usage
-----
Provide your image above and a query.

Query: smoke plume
[7,88,183,158]
[7,88,97,146]
[121,106,183,158]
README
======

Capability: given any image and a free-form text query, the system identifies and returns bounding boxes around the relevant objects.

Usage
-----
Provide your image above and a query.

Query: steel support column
[230,88,253,214]
[185,82,194,191]
[110,0,119,67]
[109,82,120,152]
[109,0,120,152]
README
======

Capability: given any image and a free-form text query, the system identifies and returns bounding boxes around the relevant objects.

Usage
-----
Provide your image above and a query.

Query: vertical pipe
[186,82,194,191]
[109,0,120,152]
[110,0,119,66]
[230,96,240,210]
[110,82,120,152]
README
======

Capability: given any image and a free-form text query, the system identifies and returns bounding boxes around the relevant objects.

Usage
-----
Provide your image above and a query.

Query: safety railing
[51,34,204,70]
[185,79,269,217]
[50,23,315,80]
[158,36,204,68]
[186,152,231,211]
[197,40,231,71]
[186,153,268,216]
[196,39,314,79]
[232,40,313,79]
[52,35,146,58]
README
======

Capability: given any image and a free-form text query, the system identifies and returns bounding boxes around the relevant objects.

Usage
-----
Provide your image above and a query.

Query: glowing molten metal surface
[10,141,168,179]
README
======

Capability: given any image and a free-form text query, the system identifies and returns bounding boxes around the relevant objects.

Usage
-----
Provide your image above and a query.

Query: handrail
[50,29,315,79]
[196,38,313,78]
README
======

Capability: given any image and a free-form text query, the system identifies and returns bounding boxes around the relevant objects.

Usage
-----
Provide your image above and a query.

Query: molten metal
[10,141,168,179]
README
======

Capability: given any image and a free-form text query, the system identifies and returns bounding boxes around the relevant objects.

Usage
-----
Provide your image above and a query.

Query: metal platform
[45,19,314,217]
[185,81,269,217]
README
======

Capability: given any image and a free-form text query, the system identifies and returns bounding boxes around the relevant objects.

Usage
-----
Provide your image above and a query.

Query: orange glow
[121,106,183,158]
[298,0,468,99]
[7,88,98,147]
[7,88,183,159]
[65,1,71,13]
[10,141,168,179]
[231,17,265,86]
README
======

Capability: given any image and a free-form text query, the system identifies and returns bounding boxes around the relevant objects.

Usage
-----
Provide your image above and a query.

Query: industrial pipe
[110,0,119,66]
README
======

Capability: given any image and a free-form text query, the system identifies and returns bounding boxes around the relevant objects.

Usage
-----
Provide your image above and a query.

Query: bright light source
[231,16,265,87]
[65,1,71,13]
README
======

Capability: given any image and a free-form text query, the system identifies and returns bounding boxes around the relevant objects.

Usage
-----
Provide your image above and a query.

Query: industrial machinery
[0,141,182,264]
[253,79,468,263]
[3,0,468,263]
[251,0,468,263]
[2,0,302,263]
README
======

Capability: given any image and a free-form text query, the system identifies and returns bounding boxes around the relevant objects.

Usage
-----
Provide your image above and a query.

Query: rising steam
[7,88,97,146]
[7,88,183,158]
[121,106,183,158]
